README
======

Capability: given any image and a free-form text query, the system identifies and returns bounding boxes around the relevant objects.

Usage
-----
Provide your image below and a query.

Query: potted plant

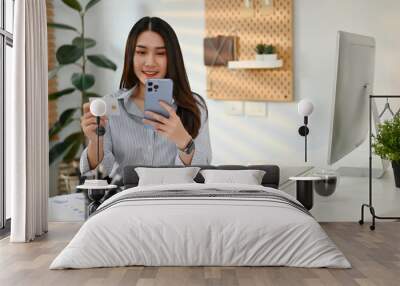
[47,0,117,192]
[372,114,400,188]
[263,44,277,61]
[255,43,265,61]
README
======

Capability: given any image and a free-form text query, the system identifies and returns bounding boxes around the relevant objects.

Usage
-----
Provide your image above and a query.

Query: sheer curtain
[9,0,49,242]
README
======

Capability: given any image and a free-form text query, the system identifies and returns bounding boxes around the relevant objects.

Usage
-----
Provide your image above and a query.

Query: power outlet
[245,102,267,116]
[224,101,244,115]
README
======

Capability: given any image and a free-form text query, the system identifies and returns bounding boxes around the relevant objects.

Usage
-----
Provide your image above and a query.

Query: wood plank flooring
[0,222,399,286]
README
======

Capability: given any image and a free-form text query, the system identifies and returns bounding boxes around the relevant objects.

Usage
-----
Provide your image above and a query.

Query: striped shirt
[80,86,212,178]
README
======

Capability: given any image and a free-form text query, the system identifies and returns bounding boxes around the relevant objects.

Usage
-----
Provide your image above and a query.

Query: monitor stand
[335,88,389,179]
[336,165,387,179]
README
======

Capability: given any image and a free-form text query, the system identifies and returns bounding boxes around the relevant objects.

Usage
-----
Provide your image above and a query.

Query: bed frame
[123,165,280,189]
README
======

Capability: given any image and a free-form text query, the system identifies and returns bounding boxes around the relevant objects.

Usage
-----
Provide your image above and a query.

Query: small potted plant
[263,44,277,61]
[255,43,265,61]
[372,114,400,188]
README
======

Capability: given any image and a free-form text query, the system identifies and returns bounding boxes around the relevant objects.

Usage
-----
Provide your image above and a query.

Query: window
[1,0,14,233]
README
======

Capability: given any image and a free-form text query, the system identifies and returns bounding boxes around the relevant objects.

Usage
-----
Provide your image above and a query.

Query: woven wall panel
[205,0,293,102]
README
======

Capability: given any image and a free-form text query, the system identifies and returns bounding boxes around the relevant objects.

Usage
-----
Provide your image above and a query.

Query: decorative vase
[392,161,400,188]
[263,54,277,61]
[255,54,264,61]
[312,169,340,197]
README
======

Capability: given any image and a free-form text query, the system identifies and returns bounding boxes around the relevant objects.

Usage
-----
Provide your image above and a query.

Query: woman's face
[133,31,168,85]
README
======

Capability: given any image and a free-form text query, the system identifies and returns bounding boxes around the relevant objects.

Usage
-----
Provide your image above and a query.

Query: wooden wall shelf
[205,0,293,101]
[228,60,283,69]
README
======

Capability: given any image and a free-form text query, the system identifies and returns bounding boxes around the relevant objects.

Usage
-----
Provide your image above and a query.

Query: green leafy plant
[263,44,276,54]
[47,0,117,165]
[255,43,265,55]
[372,114,400,162]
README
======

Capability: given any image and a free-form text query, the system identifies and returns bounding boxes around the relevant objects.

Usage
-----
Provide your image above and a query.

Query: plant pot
[392,161,400,188]
[263,54,277,61]
[312,169,340,197]
[58,160,80,194]
[255,54,264,61]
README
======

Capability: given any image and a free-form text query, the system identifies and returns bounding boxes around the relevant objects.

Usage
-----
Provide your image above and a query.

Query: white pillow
[135,167,201,186]
[200,169,266,185]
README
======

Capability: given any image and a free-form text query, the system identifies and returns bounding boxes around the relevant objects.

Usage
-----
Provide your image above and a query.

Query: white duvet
[50,183,351,269]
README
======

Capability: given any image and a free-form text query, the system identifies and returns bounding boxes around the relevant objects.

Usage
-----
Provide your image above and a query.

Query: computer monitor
[327,31,388,177]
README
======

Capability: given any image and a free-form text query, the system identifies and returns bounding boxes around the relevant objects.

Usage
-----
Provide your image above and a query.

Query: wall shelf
[228,60,283,69]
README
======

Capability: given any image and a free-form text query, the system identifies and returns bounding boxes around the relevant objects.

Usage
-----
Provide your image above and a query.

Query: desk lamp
[76,98,117,215]
[90,99,107,179]
[298,99,314,162]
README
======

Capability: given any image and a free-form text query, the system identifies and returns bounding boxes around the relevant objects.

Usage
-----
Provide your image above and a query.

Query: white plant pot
[255,54,264,61]
[263,54,278,61]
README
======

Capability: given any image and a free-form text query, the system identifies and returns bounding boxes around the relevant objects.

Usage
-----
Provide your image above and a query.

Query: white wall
[54,0,400,171]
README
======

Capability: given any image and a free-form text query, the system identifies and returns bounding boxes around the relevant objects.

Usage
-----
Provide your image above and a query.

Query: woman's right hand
[81,102,108,143]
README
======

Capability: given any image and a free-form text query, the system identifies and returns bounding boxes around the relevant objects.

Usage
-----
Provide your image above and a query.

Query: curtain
[9,0,49,242]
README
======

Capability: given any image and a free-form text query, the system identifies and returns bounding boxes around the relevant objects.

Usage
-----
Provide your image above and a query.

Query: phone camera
[148,88,153,92]
[154,84,159,89]
[148,82,153,86]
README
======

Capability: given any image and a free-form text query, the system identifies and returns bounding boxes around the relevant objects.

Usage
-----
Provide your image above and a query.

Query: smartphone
[144,79,174,127]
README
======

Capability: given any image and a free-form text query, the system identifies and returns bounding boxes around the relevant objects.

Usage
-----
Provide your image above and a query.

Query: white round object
[76,184,117,190]
[76,179,117,190]
[90,99,107,117]
[289,176,322,181]
[83,179,108,187]
[297,99,314,116]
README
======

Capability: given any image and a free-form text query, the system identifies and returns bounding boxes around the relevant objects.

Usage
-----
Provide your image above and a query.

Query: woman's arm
[176,135,195,166]
[143,100,212,166]
[175,106,212,166]
[87,138,104,169]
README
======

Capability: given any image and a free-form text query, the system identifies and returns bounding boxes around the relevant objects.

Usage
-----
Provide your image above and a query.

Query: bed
[50,165,351,269]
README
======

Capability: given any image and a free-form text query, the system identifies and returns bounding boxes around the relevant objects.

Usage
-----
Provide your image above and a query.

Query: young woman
[80,17,212,179]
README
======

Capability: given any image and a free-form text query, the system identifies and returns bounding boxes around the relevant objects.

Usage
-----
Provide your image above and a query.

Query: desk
[289,176,322,210]
[279,166,314,189]
[77,184,118,216]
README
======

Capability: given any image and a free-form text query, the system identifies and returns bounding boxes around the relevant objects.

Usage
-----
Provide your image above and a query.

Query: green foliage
[255,43,276,55]
[87,55,117,70]
[56,45,83,64]
[62,0,82,12]
[71,73,95,91]
[255,43,265,54]
[372,114,400,162]
[264,44,276,54]
[49,108,78,139]
[48,88,75,101]
[85,0,102,12]
[72,37,96,49]
[82,92,101,102]
[47,22,78,32]
[47,0,116,165]
[49,132,84,165]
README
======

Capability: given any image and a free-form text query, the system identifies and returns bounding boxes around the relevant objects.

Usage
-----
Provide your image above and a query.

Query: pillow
[135,167,201,186]
[200,169,266,185]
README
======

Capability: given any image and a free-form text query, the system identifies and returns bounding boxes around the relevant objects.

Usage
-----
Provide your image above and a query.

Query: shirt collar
[116,86,135,101]
[116,86,143,117]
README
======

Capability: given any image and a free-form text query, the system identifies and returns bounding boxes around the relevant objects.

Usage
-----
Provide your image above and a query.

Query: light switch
[224,101,244,115]
[245,101,267,116]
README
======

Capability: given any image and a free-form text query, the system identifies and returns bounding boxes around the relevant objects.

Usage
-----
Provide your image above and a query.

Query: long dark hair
[119,16,207,138]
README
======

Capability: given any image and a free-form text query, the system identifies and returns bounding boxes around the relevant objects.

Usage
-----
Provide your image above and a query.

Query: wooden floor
[0,222,399,286]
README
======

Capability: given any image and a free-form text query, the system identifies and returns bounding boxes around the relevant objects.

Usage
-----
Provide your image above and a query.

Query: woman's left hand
[143,101,192,150]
